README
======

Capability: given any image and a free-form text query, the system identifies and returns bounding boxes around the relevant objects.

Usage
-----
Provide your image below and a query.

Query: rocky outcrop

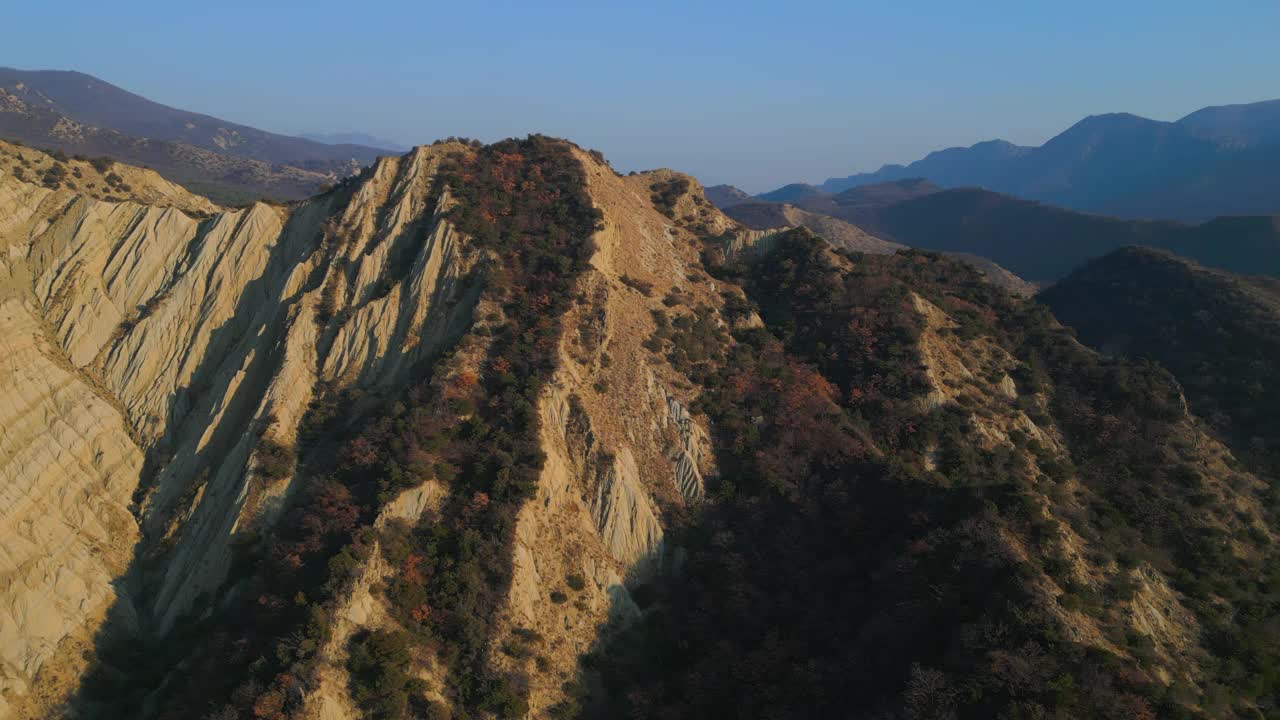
[721,226,788,263]
[656,376,708,503]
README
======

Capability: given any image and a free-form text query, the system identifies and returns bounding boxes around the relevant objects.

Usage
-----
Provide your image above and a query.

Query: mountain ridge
[722,178,1280,283]
[300,131,410,152]
[0,68,387,166]
[0,67,390,203]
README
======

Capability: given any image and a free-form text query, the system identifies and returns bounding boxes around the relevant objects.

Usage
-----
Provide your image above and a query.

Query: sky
[5,1,1279,192]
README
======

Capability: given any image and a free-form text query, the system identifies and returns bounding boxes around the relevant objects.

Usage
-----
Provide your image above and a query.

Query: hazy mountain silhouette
[703,183,753,208]
[756,182,825,203]
[300,131,409,152]
[724,179,1280,283]
[1179,99,1280,146]
[809,99,1280,222]
[0,67,390,201]
[0,68,387,168]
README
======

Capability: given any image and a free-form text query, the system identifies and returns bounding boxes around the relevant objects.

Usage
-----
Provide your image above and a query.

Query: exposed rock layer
[0,142,482,717]
[0,141,724,718]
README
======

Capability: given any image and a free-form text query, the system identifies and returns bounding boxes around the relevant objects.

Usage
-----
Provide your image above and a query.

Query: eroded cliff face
[296,152,726,719]
[0,140,729,718]
[0,142,482,717]
[486,157,724,715]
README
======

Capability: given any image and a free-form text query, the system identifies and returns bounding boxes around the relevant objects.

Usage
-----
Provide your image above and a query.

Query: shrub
[649,177,690,217]
[620,274,654,296]
[347,629,428,719]
[254,436,296,481]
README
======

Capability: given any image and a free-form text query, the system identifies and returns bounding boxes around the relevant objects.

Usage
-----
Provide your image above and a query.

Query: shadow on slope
[576,233,1280,720]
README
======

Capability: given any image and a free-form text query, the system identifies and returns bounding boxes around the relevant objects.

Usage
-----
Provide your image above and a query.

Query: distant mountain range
[704,184,753,208]
[723,193,1038,296]
[755,98,1280,223]
[0,68,393,203]
[300,131,409,152]
[722,178,1280,283]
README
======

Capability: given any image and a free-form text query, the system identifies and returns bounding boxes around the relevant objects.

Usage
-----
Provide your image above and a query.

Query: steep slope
[1041,247,1280,476]
[812,98,1280,222]
[0,144,224,720]
[0,68,387,203]
[1,138,1277,720]
[591,226,1280,720]
[0,137,734,719]
[0,139,486,718]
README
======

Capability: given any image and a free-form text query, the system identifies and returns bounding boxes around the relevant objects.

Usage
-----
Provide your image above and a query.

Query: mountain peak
[703,183,753,208]
[756,182,824,203]
[1046,112,1172,143]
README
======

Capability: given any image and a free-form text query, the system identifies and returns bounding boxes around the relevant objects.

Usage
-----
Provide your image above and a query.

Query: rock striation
[0,140,727,718]
[0,142,483,717]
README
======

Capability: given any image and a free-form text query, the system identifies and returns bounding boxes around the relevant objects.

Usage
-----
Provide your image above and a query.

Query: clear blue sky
[5,1,1278,191]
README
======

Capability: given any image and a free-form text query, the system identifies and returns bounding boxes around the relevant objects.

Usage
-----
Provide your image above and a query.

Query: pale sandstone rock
[493,154,723,716]
[0,144,733,719]
[0,299,141,718]
[0,144,481,717]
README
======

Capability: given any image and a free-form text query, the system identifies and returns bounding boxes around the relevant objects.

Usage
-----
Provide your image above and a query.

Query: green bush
[347,629,428,719]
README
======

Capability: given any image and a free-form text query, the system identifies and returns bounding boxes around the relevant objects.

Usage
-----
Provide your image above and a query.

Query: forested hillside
[1042,247,1280,477]
[590,224,1280,720]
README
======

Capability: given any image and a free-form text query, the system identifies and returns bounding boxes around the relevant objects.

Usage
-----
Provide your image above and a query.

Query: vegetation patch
[590,225,1274,718]
[649,176,690,217]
